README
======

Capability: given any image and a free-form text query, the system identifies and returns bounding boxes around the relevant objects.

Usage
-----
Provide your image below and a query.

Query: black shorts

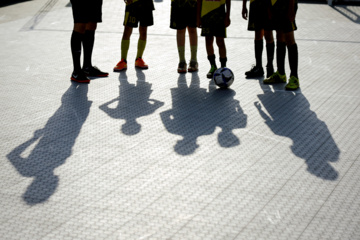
[200,5,226,37]
[124,2,154,28]
[71,0,103,23]
[271,0,298,32]
[248,0,271,31]
[170,4,197,29]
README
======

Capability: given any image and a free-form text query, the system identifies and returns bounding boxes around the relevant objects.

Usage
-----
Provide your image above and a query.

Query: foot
[114,59,127,72]
[188,60,198,72]
[70,70,90,83]
[178,61,187,73]
[83,66,108,77]
[245,65,264,78]
[266,65,274,78]
[285,76,300,90]
[135,57,148,69]
[207,65,217,79]
[263,71,287,84]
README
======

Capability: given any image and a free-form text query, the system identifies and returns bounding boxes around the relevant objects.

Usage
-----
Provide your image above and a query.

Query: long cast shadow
[161,74,247,155]
[7,83,92,204]
[99,70,164,135]
[254,83,340,180]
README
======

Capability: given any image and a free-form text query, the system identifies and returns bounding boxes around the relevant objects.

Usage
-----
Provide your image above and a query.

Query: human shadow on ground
[99,70,164,135]
[160,74,247,155]
[254,83,340,180]
[6,83,92,204]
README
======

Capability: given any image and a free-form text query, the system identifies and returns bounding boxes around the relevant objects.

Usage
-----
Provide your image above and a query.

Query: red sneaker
[114,59,127,72]
[135,57,148,69]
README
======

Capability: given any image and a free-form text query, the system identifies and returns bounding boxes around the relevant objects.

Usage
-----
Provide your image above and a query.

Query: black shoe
[83,66,109,77]
[245,65,264,78]
[70,71,90,83]
[266,65,274,78]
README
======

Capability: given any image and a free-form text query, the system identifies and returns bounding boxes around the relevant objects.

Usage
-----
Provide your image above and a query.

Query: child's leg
[264,30,275,76]
[83,22,97,68]
[216,37,226,68]
[177,28,186,63]
[137,26,147,59]
[276,30,286,76]
[254,30,264,68]
[188,27,198,62]
[71,23,86,72]
[206,36,217,78]
[121,26,133,61]
[284,31,298,78]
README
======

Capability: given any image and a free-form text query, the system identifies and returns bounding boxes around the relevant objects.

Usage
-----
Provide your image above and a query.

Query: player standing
[197,0,231,79]
[114,0,155,72]
[170,0,199,73]
[70,0,108,83]
[242,0,275,78]
[264,0,299,90]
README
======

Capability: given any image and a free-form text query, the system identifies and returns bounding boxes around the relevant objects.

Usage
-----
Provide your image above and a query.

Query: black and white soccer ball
[213,67,234,88]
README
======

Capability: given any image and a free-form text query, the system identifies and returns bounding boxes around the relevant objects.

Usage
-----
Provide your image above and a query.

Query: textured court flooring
[1,0,360,239]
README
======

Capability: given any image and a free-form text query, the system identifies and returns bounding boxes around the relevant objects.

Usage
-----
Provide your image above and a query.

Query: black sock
[220,57,227,68]
[208,54,216,67]
[255,39,263,68]
[83,30,95,68]
[266,42,275,69]
[71,30,83,72]
[288,44,298,78]
[277,41,286,75]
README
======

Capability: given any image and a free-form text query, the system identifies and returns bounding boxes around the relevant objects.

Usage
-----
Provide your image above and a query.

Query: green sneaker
[263,71,287,84]
[207,65,217,79]
[285,76,300,90]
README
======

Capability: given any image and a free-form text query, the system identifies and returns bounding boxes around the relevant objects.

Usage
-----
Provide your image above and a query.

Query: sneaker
[83,66,108,77]
[263,71,287,84]
[135,57,148,69]
[266,65,274,78]
[114,59,127,72]
[178,61,187,73]
[188,60,198,72]
[245,65,264,78]
[70,71,90,83]
[207,65,217,79]
[285,76,300,90]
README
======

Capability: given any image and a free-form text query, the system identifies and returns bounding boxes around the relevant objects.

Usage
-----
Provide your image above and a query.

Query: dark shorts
[200,5,227,37]
[124,3,154,28]
[71,0,103,23]
[170,6,197,29]
[201,24,227,38]
[271,0,298,32]
[248,0,271,31]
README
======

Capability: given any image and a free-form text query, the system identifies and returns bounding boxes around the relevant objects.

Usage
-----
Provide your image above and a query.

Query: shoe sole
[135,66,148,69]
[85,74,109,77]
[188,69,198,72]
[71,77,90,83]
[178,69,187,73]
[113,68,127,72]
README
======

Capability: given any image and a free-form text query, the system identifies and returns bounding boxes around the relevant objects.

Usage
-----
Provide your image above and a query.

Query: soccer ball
[213,67,234,88]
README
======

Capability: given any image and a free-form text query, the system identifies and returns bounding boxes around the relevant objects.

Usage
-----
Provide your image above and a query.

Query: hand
[288,9,296,22]
[197,18,202,28]
[225,17,231,28]
[242,7,248,20]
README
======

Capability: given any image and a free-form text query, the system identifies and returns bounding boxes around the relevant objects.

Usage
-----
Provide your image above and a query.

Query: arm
[242,0,248,20]
[288,0,296,22]
[225,0,231,27]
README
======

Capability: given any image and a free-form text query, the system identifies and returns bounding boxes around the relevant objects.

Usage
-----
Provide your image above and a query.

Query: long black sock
[71,30,83,72]
[266,42,275,69]
[83,30,95,68]
[276,41,286,75]
[255,39,263,67]
[208,54,216,67]
[220,57,227,68]
[287,43,298,78]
